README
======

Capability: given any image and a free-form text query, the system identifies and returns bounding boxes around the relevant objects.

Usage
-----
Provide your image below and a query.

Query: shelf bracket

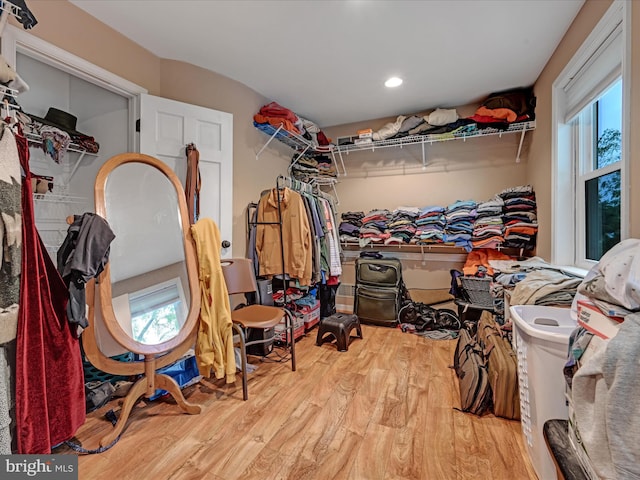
[335,148,346,177]
[515,124,527,163]
[331,149,347,177]
[421,139,427,169]
[255,124,284,161]
[67,150,87,181]
[329,181,340,205]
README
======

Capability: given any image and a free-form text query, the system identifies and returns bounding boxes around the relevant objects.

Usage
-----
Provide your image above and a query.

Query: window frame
[573,91,622,264]
[551,0,629,270]
[128,277,188,345]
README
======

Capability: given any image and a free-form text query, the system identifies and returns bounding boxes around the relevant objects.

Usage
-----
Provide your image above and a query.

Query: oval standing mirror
[85,152,201,447]
[105,162,189,347]
[95,153,200,355]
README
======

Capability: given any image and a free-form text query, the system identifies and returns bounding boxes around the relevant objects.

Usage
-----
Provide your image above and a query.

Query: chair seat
[231,304,284,329]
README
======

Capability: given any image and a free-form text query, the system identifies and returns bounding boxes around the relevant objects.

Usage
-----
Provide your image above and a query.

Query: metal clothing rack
[279,174,338,208]
[244,176,297,365]
[278,174,342,285]
[251,174,339,303]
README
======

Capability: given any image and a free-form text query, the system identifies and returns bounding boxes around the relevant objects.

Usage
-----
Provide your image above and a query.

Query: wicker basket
[459,276,494,309]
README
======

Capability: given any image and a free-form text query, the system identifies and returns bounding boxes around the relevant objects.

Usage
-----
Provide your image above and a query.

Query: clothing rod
[276,174,335,202]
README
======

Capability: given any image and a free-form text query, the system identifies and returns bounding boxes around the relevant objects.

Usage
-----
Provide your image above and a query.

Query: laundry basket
[510,305,576,480]
[459,276,494,309]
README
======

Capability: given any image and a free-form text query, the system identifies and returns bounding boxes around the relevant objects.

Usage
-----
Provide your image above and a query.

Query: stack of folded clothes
[386,206,419,245]
[472,196,505,249]
[444,200,477,251]
[338,211,364,243]
[359,209,391,247]
[500,185,538,250]
[415,205,446,245]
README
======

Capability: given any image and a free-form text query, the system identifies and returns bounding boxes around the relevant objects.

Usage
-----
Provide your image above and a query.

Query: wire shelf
[335,121,536,154]
[33,192,87,204]
[254,122,333,156]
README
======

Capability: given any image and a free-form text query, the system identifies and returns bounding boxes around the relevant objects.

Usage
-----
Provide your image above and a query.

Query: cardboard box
[274,313,305,343]
[357,128,373,138]
[300,301,320,330]
[576,299,623,339]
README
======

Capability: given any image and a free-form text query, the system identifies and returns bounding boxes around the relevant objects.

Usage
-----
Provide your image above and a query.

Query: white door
[138,93,233,256]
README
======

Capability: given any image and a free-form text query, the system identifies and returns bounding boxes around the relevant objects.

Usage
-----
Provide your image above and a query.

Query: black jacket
[57,213,115,329]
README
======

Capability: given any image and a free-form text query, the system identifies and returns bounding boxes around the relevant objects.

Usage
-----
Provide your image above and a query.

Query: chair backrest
[221,258,258,296]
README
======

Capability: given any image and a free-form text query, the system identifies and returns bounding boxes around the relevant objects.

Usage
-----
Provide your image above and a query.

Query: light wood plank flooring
[57,324,537,480]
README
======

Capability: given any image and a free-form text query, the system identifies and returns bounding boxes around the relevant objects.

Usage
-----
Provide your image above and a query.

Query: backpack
[477,312,520,420]
[399,301,460,331]
[452,328,492,415]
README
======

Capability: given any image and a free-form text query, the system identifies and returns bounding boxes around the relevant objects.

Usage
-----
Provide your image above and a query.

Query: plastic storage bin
[510,305,576,480]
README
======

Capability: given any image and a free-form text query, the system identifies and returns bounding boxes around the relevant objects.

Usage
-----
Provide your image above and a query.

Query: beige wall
[17,0,638,276]
[324,105,530,214]
[20,1,161,95]
[18,1,291,258]
[528,0,640,259]
[159,60,290,257]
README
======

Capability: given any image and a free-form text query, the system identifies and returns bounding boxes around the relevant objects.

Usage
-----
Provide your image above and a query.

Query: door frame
[1,24,147,152]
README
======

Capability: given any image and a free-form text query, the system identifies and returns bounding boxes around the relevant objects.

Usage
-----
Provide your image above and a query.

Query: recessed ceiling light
[385,77,403,88]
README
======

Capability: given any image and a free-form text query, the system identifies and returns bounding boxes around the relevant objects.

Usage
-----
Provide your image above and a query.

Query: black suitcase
[354,257,403,327]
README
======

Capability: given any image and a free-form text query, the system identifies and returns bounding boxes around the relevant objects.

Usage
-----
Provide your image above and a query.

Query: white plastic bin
[510,305,576,480]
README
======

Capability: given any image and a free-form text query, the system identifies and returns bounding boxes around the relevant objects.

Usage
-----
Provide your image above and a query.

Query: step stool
[316,313,362,352]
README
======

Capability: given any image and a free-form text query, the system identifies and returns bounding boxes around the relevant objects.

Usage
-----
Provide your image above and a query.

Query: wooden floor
[58,324,538,480]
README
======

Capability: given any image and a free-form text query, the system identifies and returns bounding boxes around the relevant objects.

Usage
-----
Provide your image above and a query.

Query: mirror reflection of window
[128,278,187,345]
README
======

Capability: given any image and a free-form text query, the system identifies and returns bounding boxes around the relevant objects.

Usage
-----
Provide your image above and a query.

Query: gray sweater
[572,312,640,479]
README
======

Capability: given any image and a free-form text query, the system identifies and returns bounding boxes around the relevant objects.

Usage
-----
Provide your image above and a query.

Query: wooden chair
[221,258,296,400]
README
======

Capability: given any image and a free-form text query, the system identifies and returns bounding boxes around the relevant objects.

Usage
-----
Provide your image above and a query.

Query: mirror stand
[84,279,201,447]
[81,153,204,447]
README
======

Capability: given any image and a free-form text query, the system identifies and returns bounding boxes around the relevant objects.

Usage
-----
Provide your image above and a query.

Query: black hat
[27,107,86,137]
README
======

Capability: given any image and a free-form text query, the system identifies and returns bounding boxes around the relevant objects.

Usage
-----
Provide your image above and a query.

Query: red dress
[14,128,85,453]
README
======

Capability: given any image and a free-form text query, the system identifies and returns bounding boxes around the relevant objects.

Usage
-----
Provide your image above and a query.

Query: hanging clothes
[0,125,21,344]
[0,124,21,454]
[318,197,342,277]
[57,212,115,334]
[256,187,312,286]
[185,143,201,224]
[14,127,85,454]
[190,218,236,383]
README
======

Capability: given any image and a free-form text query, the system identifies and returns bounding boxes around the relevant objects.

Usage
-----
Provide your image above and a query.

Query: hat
[27,107,86,137]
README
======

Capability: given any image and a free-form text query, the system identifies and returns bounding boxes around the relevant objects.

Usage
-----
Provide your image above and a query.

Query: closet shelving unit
[256,120,535,178]
[254,123,341,203]
[26,132,98,181]
[254,122,346,177]
[0,1,21,35]
[26,133,98,258]
[334,120,536,170]
[26,131,99,259]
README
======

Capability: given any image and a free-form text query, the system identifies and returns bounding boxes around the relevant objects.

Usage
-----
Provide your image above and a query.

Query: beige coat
[191,218,236,382]
[256,187,312,286]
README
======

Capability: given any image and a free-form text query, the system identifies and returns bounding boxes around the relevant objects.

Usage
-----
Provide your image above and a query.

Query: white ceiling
[70,0,584,128]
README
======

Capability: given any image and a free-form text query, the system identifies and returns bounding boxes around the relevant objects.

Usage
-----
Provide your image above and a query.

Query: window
[553,0,628,269]
[128,278,187,345]
[575,80,622,261]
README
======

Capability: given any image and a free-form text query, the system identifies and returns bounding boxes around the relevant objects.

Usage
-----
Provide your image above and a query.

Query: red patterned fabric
[15,129,85,453]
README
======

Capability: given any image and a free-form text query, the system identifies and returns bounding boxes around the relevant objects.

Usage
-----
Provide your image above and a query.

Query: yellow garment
[191,218,236,383]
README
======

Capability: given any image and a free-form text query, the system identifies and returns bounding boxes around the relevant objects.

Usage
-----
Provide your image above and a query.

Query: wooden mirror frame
[84,152,202,447]
[94,153,200,355]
